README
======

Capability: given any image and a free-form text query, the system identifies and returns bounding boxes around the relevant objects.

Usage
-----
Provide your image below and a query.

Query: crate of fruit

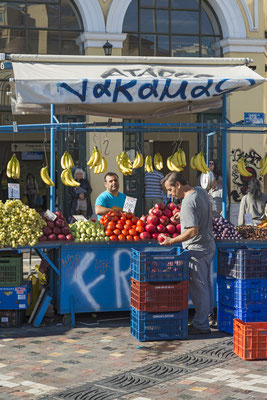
[218,248,267,279]
[131,278,188,312]
[233,319,267,360]
[131,307,188,341]
[131,247,189,282]
[217,303,267,335]
[217,275,267,309]
[0,282,32,310]
[0,254,23,286]
[0,309,25,328]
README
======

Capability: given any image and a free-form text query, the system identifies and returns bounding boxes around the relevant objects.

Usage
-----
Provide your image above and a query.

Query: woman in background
[25,173,39,208]
[70,168,92,218]
[238,178,267,226]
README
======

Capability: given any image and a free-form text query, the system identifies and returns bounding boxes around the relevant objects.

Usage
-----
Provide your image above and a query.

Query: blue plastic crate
[0,282,32,310]
[131,247,189,282]
[217,302,267,335]
[217,275,267,309]
[218,248,267,279]
[131,307,188,341]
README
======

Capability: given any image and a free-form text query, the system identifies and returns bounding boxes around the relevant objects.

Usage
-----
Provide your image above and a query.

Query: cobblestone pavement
[0,310,267,400]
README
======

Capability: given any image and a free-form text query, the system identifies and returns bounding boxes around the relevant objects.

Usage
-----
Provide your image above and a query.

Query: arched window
[122,0,222,57]
[0,0,83,55]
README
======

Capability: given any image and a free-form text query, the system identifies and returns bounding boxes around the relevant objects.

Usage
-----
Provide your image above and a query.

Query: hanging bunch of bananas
[132,152,144,169]
[166,149,186,172]
[190,151,209,174]
[61,168,80,187]
[40,166,55,186]
[259,154,267,176]
[94,156,107,174]
[117,151,133,175]
[237,156,252,177]
[144,155,153,173]
[87,146,103,170]
[61,151,74,169]
[154,153,163,171]
[6,154,20,180]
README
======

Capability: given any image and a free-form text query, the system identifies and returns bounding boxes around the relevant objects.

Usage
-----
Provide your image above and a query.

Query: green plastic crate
[0,255,23,286]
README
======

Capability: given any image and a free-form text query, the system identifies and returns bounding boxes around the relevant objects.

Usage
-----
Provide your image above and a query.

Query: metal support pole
[206,132,216,164]
[222,94,227,218]
[50,104,55,211]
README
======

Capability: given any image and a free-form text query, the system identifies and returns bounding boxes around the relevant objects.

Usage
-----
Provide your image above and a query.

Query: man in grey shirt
[160,172,215,335]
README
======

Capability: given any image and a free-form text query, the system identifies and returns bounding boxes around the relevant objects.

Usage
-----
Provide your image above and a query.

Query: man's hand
[112,206,123,211]
[159,235,173,246]
[170,212,180,224]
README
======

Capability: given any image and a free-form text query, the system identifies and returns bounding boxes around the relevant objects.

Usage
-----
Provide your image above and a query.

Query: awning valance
[10,55,266,117]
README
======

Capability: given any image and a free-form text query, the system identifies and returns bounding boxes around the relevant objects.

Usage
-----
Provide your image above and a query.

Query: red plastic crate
[131,278,188,312]
[233,319,267,360]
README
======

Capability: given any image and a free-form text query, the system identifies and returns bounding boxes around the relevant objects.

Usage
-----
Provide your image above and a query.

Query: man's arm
[160,226,198,246]
[95,204,113,217]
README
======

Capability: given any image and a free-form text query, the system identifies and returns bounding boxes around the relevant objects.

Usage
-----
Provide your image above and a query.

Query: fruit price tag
[73,215,88,222]
[44,209,57,221]
[8,183,20,199]
[123,196,137,213]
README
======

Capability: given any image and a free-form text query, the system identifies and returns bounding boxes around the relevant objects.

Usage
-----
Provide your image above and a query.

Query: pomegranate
[154,202,165,211]
[172,232,180,238]
[139,231,152,241]
[57,234,66,241]
[152,233,159,240]
[148,208,154,215]
[166,224,176,234]
[159,215,169,226]
[43,227,52,236]
[145,224,156,234]
[157,224,166,233]
[152,208,163,217]
[163,209,172,218]
[53,227,61,235]
[176,224,181,234]
[66,234,74,241]
[167,202,176,211]
[147,215,159,225]
[48,233,57,241]
[157,233,170,243]
[172,208,180,216]
[46,220,55,229]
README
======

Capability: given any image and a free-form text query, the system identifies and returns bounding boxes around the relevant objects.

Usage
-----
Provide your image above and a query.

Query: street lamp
[103,41,113,56]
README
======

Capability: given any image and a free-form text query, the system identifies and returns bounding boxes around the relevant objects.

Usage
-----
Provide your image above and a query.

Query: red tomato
[111,216,119,222]
[113,210,122,218]
[136,226,144,233]
[125,220,132,226]
[120,217,127,223]
[137,220,145,227]
[131,216,139,224]
[133,235,140,241]
[107,222,116,230]
[113,228,121,236]
[105,229,113,237]
[126,212,133,219]
[122,229,129,236]
[126,235,134,241]
[116,223,124,230]
[110,235,118,241]
[118,234,126,241]
[129,228,137,236]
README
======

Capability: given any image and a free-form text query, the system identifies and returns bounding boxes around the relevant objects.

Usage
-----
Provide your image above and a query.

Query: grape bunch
[0,199,46,248]
[212,216,242,240]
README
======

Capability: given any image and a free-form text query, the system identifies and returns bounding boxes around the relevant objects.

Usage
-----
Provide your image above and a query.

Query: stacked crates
[217,247,267,335]
[0,252,31,328]
[130,247,189,341]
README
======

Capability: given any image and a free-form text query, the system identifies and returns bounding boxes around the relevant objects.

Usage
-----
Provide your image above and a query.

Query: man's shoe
[188,324,211,335]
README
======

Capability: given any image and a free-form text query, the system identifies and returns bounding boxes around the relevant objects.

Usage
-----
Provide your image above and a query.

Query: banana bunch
[154,153,163,171]
[167,156,183,172]
[132,152,144,169]
[40,166,55,186]
[61,168,80,187]
[61,151,74,169]
[144,155,153,173]
[94,157,107,174]
[87,146,102,169]
[237,156,252,177]
[192,151,209,174]
[117,151,133,175]
[259,154,267,176]
[6,154,20,180]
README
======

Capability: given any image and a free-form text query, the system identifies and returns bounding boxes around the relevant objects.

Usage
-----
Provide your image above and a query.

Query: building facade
[0,0,266,217]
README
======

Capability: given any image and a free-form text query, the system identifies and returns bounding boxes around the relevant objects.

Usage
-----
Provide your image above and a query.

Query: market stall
[0,54,267,327]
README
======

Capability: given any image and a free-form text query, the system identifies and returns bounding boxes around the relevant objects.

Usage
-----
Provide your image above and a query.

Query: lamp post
[103,41,113,56]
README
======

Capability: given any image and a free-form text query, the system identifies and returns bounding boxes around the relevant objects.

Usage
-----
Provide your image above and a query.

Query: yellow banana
[175,150,183,168]
[87,147,97,167]
[168,156,183,172]
[180,149,186,167]
[154,153,163,171]
[190,155,197,171]
[145,155,153,173]
[60,152,68,169]
[61,169,71,186]
[6,155,15,178]
[194,152,207,174]
[133,152,141,169]
[200,151,209,173]
[40,166,55,186]
[66,168,80,186]
[237,157,252,177]
[14,157,20,180]
[66,152,74,168]
[90,147,101,169]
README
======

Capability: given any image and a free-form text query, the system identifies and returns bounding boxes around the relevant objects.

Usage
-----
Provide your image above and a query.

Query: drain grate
[132,363,189,380]
[96,372,159,394]
[47,385,118,400]
[42,339,236,400]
